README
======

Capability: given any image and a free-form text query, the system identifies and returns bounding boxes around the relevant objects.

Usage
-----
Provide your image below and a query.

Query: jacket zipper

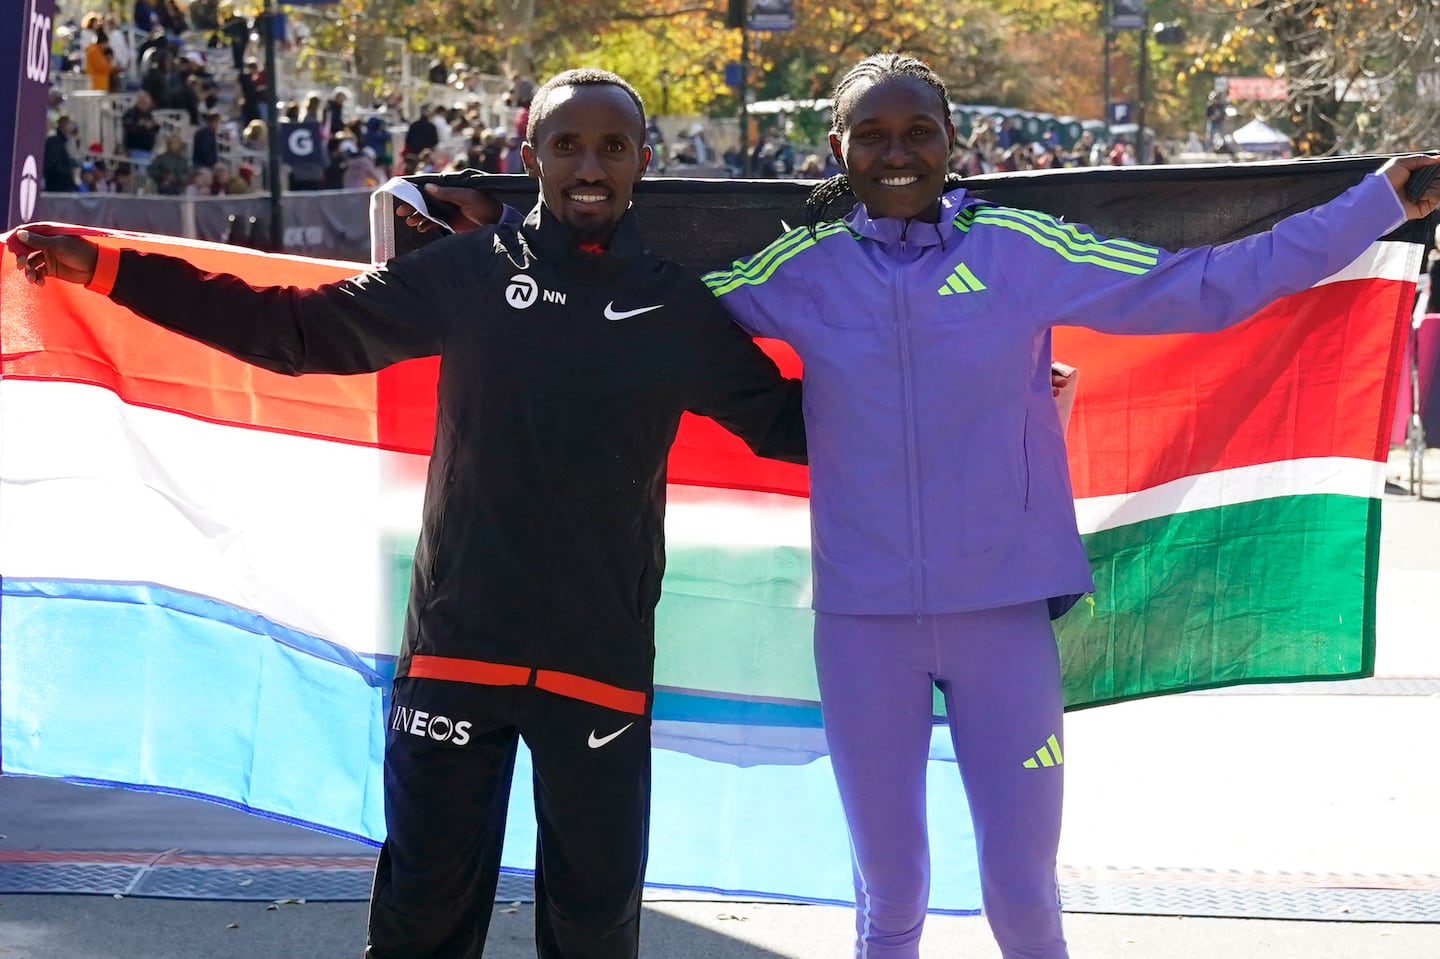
[894,234,925,612]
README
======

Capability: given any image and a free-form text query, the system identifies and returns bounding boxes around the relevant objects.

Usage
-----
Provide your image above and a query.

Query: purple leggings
[815,601,1068,959]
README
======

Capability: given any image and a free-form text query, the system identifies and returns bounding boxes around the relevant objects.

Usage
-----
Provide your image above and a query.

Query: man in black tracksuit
[13,70,805,959]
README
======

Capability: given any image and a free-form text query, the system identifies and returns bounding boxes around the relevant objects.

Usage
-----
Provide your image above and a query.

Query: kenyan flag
[3,159,1426,913]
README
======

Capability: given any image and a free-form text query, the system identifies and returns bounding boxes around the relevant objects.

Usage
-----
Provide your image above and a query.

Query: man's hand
[395,183,503,235]
[1380,154,1440,220]
[11,228,99,286]
[1052,361,1078,431]
[1051,361,1076,398]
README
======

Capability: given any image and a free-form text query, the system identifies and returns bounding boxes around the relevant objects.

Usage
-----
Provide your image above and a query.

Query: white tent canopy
[1231,118,1292,151]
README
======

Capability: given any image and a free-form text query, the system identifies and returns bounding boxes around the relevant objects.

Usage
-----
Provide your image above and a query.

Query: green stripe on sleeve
[975,208,1160,267]
[703,223,852,295]
[965,215,1153,275]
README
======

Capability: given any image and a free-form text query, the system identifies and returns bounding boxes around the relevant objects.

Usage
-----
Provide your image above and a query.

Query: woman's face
[831,76,954,222]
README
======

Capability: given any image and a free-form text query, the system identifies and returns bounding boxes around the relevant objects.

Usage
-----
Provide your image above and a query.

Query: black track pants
[364,676,652,959]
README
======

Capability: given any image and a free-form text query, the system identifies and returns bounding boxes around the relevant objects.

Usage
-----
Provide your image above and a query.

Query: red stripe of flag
[3,229,1408,502]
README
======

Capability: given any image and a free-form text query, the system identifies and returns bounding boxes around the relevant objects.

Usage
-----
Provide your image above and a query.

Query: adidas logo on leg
[1022,734,1064,768]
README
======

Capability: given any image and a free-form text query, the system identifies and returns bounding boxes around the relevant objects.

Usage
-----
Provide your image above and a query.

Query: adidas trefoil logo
[937,262,987,296]
[1022,734,1064,769]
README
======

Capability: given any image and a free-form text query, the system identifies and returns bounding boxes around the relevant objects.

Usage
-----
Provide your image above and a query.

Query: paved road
[2,896,1439,959]
[3,489,1437,958]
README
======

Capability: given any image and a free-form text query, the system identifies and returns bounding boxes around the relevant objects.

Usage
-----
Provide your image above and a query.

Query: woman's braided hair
[804,53,965,236]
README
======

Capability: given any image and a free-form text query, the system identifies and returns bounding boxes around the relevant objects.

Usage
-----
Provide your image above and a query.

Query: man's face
[522,84,651,245]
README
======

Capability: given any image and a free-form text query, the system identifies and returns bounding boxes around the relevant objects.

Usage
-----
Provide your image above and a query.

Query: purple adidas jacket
[704,174,1406,617]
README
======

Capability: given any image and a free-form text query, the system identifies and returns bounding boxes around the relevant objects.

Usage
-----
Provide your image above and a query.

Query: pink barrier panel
[1392,314,1440,446]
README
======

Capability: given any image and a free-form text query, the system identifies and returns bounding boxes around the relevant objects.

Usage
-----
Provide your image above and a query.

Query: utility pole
[738,22,749,176]
[726,0,750,176]
[501,0,534,87]
[1102,23,1112,144]
[1135,8,1149,162]
[261,0,282,250]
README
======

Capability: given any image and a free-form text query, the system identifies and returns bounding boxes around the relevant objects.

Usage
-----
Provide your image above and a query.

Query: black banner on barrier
[386,158,1433,273]
[3,0,56,229]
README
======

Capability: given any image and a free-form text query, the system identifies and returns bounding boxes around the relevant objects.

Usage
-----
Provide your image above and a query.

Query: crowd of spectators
[41,9,1182,202]
[947,116,1174,176]
[45,1,279,196]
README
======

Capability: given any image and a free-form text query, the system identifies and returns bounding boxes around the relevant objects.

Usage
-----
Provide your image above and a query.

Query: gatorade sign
[282,122,323,163]
[3,0,55,228]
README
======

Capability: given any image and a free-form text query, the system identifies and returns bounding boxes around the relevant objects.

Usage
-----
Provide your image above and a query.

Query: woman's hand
[1380,154,1440,220]
[395,183,502,234]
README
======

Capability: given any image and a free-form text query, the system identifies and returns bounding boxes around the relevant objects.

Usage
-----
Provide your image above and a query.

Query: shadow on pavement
[0,896,794,959]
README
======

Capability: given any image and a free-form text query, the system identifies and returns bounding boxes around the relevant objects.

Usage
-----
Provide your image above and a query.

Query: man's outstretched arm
[12,227,463,375]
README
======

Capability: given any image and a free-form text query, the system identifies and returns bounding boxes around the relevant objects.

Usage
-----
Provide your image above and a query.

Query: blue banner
[280,121,324,164]
[3,0,55,229]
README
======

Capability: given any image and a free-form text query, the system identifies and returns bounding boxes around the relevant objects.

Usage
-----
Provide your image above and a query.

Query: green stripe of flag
[387,493,1377,720]
[1055,493,1377,709]
[651,494,1376,711]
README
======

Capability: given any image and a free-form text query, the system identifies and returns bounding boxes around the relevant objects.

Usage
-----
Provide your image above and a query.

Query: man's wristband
[85,245,119,296]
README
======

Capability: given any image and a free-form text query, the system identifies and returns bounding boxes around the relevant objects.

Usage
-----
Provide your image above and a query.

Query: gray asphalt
[2,896,1439,958]
[2,475,1437,958]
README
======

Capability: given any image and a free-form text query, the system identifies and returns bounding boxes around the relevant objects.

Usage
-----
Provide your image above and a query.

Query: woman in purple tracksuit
[385,62,1436,957]
[701,55,1437,959]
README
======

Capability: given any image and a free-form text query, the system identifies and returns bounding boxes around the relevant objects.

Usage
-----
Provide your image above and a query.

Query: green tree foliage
[295,0,1109,121]
[1183,0,1440,153]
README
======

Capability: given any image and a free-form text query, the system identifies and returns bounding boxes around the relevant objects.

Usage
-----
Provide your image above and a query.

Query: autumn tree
[293,0,1115,122]
[1184,0,1440,154]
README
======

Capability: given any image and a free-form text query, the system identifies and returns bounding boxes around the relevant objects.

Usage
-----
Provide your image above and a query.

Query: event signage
[748,0,795,32]
[281,122,323,163]
[1225,77,1289,102]
[1109,0,1145,31]
[3,0,56,228]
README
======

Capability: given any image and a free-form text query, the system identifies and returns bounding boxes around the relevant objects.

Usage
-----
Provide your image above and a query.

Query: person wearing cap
[238,58,265,124]
[230,161,257,194]
[684,122,709,164]
[77,162,105,194]
[342,142,380,190]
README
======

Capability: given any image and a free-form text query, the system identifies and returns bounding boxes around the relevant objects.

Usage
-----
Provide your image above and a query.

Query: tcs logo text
[26,0,52,84]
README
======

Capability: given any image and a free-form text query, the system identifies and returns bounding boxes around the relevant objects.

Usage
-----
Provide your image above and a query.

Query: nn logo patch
[937,262,987,296]
[505,273,567,309]
[1022,734,1064,769]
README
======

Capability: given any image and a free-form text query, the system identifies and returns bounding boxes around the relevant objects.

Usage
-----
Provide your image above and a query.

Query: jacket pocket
[1020,411,1032,510]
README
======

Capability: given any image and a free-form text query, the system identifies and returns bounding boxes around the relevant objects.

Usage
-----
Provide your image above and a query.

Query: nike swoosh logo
[604,302,664,321]
[587,723,635,749]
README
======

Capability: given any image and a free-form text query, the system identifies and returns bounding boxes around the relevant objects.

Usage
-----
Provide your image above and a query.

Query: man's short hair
[525,69,645,144]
